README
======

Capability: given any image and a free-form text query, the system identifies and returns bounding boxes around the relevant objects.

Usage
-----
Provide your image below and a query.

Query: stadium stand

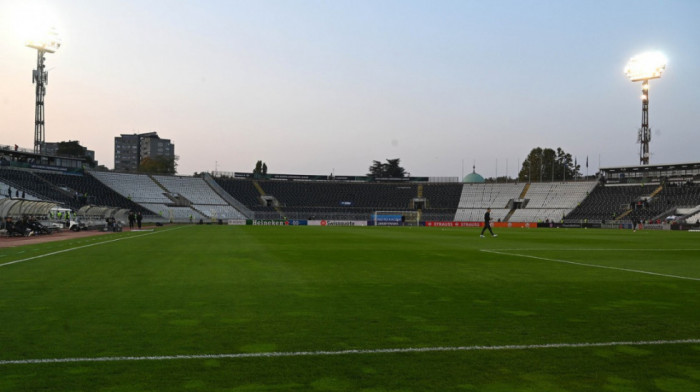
[523,182,596,209]
[151,175,246,220]
[5,162,698,226]
[418,183,463,221]
[0,180,41,201]
[259,181,412,209]
[152,175,228,205]
[192,205,245,220]
[0,167,77,207]
[256,180,417,220]
[685,210,700,224]
[457,183,525,209]
[509,182,596,222]
[626,182,700,223]
[212,177,277,216]
[35,171,151,214]
[509,208,561,223]
[90,172,247,222]
[140,203,207,222]
[90,171,171,204]
[202,174,253,218]
[213,177,462,221]
[564,184,659,223]
[454,183,525,222]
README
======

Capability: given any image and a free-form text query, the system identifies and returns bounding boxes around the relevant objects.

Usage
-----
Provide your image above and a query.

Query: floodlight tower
[624,52,666,165]
[26,27,61,155]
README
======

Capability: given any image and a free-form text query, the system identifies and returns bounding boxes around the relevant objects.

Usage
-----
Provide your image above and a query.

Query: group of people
[104,217,122,232]
[2,216,52,237]
[127,211,143,230]
[5,187,25,199]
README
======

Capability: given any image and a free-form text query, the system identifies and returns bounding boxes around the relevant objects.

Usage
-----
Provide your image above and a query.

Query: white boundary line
[481,249,700,281]
[484,248,700,251]
[0,226,186,268]
[1,339,698,365]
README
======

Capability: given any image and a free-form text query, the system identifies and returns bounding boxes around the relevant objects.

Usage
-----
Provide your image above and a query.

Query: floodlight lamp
[26,26,61,53]
[641,94,648,101]
[624,51,666,82]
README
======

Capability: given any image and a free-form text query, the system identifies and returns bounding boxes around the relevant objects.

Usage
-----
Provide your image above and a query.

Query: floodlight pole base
[639,80,651,165]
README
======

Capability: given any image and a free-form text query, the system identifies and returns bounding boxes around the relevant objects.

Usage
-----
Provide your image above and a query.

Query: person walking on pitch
[480,208,497,238]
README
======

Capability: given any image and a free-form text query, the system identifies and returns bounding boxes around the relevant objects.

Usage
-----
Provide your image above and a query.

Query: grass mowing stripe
[482,249,700,281]
[2,338,698,365]
[0,226,187,268]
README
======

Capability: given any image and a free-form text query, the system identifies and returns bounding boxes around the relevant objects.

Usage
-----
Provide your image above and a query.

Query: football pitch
[1,225,699,391]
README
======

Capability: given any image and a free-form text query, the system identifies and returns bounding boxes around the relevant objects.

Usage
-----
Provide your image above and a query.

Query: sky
[1,0,699,179]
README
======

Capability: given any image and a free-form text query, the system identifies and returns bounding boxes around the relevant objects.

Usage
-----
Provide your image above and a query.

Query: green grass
[1,225,699,391]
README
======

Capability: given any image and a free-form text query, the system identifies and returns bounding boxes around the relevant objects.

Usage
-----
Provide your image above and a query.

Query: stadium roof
[600,161,700,171]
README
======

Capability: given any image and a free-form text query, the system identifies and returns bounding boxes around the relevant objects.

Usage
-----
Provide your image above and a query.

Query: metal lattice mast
[625,52,666,166]
[27,27,61,155]
[32,49,48,154]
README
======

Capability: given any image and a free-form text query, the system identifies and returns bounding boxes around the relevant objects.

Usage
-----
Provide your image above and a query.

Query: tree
[368,160,384,177]
[253,160,268,176]
[138,155,178,174]
[56,141,96,168]
[518,147,580,182]
[368,158,407,178]
[485,176,515,183]
[56,141,85,157]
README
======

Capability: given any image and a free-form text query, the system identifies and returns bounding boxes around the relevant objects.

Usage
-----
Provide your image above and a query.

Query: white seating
[141,203,207,221]
[509,208,570,222]
[91,172,170,203]
[685,210,700,224]
[453,182,597,222]
[525,182,596,209]
[454,208,509,222]
[92,172,247,221]
[192,204,246,220]
[153,175,227,205]
[457,183,525,209]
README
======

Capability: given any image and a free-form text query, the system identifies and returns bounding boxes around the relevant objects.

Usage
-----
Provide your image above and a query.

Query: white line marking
[482,249,700,281]
[1,339,698,365]
[0,226,186,268]
[487,249,700,251]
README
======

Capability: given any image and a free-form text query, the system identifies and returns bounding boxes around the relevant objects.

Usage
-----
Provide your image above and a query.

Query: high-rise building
[114,132,174,172]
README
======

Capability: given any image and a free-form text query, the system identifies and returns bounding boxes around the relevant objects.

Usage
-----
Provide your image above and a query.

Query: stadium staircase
[614,185,663,222]
[649,185,664,198]
[252,180,285,217]
[615,209,633,221]
[503,183,531,222]
[202,174,253,219]
[149,175,192,207]
[189,205,209,220]
[36,173,76,201]
[416,184,424,222]
[518,183,531,199]
[149,175,169,193]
